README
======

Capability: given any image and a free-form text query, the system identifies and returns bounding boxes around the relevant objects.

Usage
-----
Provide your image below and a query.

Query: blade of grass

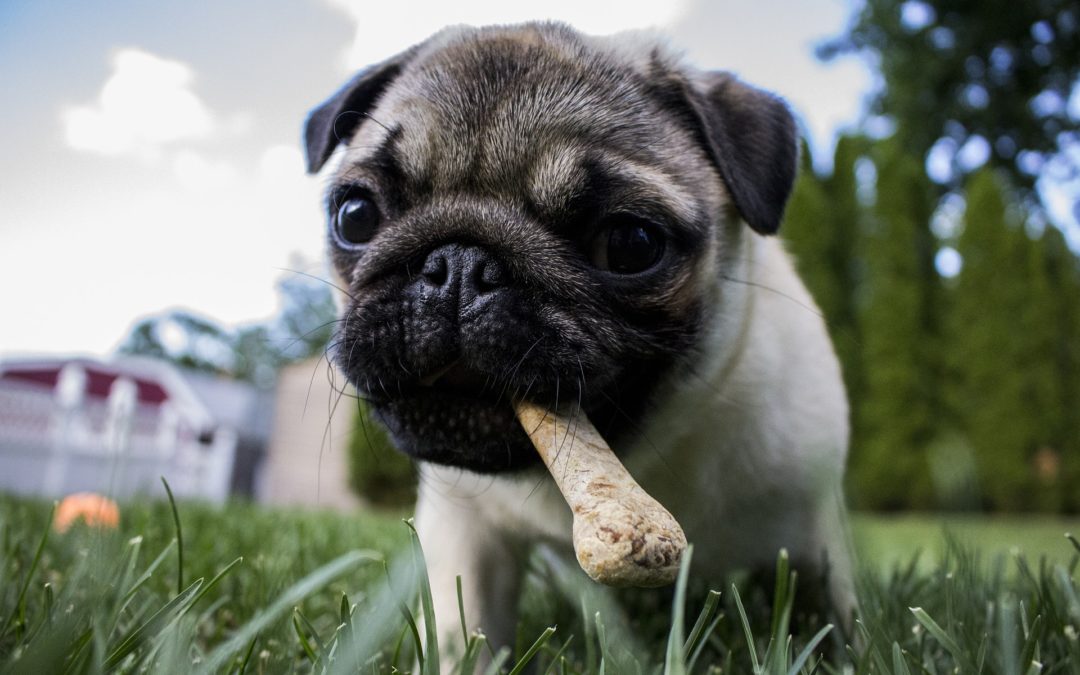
[684,590,721,657]
[234,634,259,675]
[398,597,424,670]
[1054,565,1080,622]
[325,553,422,675]
[732,584,761,673]
[541,636,574,675]
[341,592,352,626]
[508,627,556,675]
[664,545,694,675]
[160,477,184,595]
[770,549,791,639]
[120,538,176,604]
[457,633,488,675]
[687,613,723,672]
[1065,533,1079,555]
[891,642,912,675]
[911,606,971,671]
[104,577,205,669]
[62,627,94,674]
[190,556,243,608]
[404,519,439,674]
[999,597,1020,675]
[595,612,608,667]
[787,624,833,675]
[482,647,511,675]
[201,549,380,673]
[296,605,327,657]
[293,611,320,664]
[1019,615,1043,670]
[458,575,469,647]
[582,597,596,673]
[116,536,144,605]
[0,501,54,642]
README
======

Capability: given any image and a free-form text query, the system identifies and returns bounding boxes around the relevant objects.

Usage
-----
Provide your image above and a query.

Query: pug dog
[304,21,854,655]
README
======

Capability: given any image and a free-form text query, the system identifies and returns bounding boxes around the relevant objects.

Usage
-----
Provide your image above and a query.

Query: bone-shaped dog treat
[514,400,687,587]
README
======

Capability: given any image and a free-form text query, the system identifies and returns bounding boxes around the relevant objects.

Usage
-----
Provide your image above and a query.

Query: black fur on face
[331,188,707,472]
[308,23,795,472]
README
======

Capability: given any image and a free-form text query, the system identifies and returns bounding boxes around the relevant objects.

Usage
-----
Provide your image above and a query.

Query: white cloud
[323,0,685,70]
[0,142,327,357]
[61,48,215,158]
[258,145,307,184]
[172,150,239,192]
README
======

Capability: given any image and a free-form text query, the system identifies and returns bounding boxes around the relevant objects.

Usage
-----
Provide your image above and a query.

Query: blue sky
[0,0,874,357]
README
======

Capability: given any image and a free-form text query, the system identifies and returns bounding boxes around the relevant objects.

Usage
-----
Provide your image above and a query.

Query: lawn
[1,493,1077,673]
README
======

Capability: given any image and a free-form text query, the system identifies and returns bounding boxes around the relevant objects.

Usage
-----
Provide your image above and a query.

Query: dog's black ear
[303,51,415,174]
[682,72,798,235]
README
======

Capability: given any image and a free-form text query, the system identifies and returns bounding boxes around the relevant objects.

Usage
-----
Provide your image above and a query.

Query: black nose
[419,243,508,310]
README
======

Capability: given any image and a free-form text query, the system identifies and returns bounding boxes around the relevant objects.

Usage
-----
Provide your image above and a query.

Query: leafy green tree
[118,311,235,375]
[117,269,338,386]
[850,141,939,509]
[820,0,1080,201]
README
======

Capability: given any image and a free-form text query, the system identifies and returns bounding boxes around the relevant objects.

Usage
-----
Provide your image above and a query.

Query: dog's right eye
[333,196,381,247]
[589,215,665,275]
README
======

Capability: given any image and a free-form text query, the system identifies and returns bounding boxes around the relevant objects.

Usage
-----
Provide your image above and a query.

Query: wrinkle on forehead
[336,26,723,229]
[528,144,704,227]
[373,34,662,191]
[528,142,587,215]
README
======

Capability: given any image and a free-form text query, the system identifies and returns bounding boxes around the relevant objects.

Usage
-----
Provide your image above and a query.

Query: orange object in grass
[53,493,120,532]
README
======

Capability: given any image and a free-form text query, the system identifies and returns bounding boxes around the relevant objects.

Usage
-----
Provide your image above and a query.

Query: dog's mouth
[418,359,490,393]
[362,360,545,473]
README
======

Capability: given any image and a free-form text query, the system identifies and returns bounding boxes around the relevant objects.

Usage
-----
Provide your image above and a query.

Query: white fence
[0,378,235,502]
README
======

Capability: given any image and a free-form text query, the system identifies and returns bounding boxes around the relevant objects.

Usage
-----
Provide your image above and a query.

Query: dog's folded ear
[680,71,798,235]
[303,49,416,174]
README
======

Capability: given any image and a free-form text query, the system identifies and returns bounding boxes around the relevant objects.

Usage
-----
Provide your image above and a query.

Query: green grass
[852,513,1080,575]
[1,492,1078,673]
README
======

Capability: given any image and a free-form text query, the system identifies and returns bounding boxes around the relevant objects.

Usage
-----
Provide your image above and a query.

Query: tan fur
[307,22,854,663]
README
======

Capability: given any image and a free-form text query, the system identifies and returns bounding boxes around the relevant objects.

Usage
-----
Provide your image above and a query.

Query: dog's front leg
[414,480,525,665]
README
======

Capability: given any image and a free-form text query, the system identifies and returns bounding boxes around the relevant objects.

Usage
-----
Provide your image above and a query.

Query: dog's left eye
[590,216,665,274]
[333,195,381,246]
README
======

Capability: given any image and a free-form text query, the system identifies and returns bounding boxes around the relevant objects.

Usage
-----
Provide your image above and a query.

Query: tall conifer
[851,141,938,508]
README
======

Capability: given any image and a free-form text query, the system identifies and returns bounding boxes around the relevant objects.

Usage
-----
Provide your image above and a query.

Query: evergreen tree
[823,136,872,442]
[783,141,836,313]
[1016,225,1066,510]
[947,170,1067,510]
[850,141,939,509]
[783,136,866,437]
[1041,226,1080,511]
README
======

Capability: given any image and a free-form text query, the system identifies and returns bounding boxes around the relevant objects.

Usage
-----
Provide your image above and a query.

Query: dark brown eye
[591,216,665,274]
[334,195,381,246]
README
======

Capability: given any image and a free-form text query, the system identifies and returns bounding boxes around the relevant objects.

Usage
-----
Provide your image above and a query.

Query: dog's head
[304,22,796,473]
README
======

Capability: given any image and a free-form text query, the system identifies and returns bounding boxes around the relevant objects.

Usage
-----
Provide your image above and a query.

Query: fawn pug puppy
[304,21,854,654]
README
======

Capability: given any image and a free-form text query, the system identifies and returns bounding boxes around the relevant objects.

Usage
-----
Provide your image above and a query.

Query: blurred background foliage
[118,0,1080,513]
[786,0,1080,511]
[118,266,339,388]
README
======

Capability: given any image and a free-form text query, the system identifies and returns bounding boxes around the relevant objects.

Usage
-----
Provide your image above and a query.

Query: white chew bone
[514,400,687,587]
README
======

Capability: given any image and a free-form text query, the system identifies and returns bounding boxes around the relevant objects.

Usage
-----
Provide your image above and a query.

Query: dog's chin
[365,370,544,473]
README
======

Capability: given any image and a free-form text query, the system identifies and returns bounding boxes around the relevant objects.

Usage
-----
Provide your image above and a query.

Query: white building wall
[260,358,359,511]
